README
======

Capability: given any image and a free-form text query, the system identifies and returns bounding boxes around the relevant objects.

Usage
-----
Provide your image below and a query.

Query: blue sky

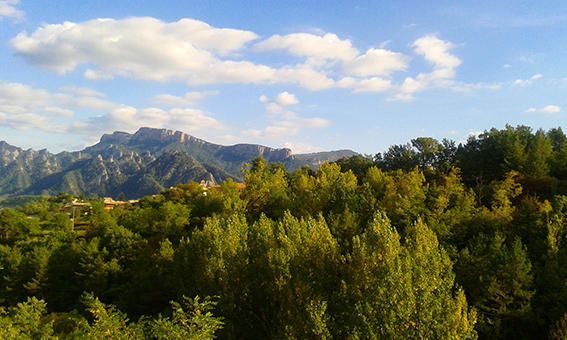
[0,0,566,154]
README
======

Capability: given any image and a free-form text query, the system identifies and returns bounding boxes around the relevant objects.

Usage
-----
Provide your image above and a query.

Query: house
[103,197,140,210]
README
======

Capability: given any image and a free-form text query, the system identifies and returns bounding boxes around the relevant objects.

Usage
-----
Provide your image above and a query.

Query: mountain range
[0,127,356,198]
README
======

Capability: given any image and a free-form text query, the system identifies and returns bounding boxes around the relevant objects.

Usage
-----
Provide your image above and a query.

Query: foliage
[2,125,567,339]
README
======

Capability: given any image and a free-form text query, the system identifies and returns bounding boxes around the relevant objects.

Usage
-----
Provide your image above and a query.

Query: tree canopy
[1,125,567,339]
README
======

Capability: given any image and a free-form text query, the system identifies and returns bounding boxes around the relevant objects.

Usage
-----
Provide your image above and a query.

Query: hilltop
[0,127,356,198]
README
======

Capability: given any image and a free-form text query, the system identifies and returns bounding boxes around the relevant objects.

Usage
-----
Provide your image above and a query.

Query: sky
[1,0,566,154]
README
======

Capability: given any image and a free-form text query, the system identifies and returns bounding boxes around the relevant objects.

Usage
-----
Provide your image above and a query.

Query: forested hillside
[0,127,356,199]
[372,125,567,196]
[1,125,567,339]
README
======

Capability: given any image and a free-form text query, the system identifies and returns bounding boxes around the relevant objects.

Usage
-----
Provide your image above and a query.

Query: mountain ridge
[0,127,357,198]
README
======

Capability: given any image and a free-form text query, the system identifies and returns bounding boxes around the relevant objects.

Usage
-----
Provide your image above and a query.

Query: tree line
[1,125,567,339]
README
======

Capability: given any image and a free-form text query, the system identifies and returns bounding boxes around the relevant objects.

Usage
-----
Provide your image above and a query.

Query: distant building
[199,180,246,196]
[103,197,140,210]
[62,199,92,228]
[62,198,140,229]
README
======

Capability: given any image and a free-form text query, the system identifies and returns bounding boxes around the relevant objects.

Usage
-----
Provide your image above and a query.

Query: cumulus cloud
[337,77,392,93]
[0,81,332,152]
[513,73,543,87]
[0,82,117,133]
[249,92,330,147]
[255,33,359,64]
[11,17,494,99]
[9,18,409,94]
[0,81,224,142]
[275,91,299,106]
[273,65,335,90]
[78,106,223,139]
[525,105,561,114]
[0,0,23,20]
[392,35,463,101]
[259,91,301,114]
[413,35,461,71]
[10,17,338,91]
[256,32,408,93]
[84,69,114,80]
[343,48,409,77]
[11,18,266,83]
[0,82,116,121]
[82,104,225,142]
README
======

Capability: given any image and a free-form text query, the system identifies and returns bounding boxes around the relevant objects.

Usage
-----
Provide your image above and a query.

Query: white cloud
[525,105,561,114]
[85,105,225,144]
[252,92,330,147]
[84,69,114,80]
[12,17,257,73]
[74,106,224,145]
[302,117,330,128]
[413,35,461,70]
[391,35,462,100]
[0,81,332,152]
[169,108,220,130]
[11,18,338,91]
[255,33,359,63]
[273,65,335,90]
[513,73,543,87]
[259,91,300,114]
[0,113,61,132]
[11,18,496,99]
[12,18,252,79]
[337,77,392,93]
[255,32,407,93]
[0,81,224,142]
[152,90,219,107]
[0,82,116,116]
[275,91,299,106]
[0,0,23,20]
[0,82,118,132]
[343,48,409,77]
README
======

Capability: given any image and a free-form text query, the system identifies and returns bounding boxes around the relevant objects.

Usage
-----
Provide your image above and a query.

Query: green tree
[550,313,567,340]
[378,169,427,230]
[149,296,223,339]
[242,158,291,220]
[340,213,477,339]
[0,297,55,339]
[525,129,553,177]
[456,234,534,338]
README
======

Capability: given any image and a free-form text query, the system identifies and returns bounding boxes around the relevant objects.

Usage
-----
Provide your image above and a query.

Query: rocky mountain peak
[0,127,356,198]
[131,127,190,144]
[100,131,132,145]
[0,140,21,152]
[234,144,292,159]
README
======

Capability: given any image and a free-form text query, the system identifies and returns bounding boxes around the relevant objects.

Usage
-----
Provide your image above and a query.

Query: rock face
[130,127,191,144]
[216,144,293,163]
[0,127,357,198]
